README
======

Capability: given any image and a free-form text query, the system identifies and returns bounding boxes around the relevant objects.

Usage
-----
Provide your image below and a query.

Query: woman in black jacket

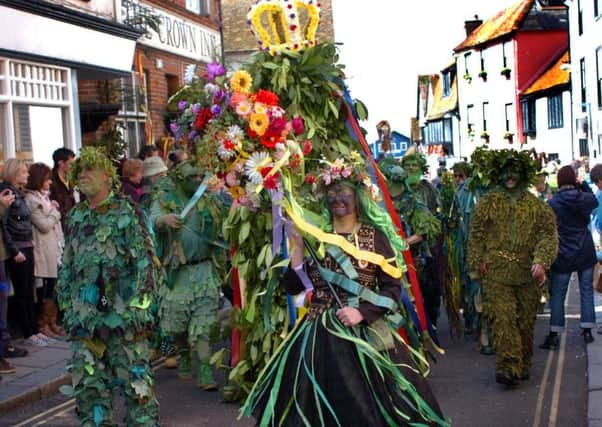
[0,160,48,347]
[540,165,598,348]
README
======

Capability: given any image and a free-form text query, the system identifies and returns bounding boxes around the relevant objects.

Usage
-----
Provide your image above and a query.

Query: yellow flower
[249,112,269,136]
[229,185,246,199]
[230,70,253,94]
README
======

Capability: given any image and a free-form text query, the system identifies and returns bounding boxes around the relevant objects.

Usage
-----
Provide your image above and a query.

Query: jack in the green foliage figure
[150,161,226,390]
[400,153,443,326]
[467,149,558,387]
[57,147,160,426]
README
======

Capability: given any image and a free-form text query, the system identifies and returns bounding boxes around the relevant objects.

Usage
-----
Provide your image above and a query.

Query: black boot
[539,332,559,350]
[583,328,594,344]
[495,370,518,387]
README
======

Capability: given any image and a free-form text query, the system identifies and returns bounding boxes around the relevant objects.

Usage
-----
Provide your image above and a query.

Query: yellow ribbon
[282,198,403,279]
[255,150,291,193]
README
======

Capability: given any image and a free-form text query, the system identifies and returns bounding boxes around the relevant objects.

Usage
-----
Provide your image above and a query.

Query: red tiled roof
[454,0,533,52]
[523,50,570,95]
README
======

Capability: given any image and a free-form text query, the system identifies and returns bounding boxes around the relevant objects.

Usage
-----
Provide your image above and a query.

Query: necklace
[334,223,368,269]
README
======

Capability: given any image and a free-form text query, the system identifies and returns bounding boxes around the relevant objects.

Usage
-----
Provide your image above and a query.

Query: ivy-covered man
[467,149,558,387]
[150,160,225,390]
[58,147,160,426]
[401,153,443,326]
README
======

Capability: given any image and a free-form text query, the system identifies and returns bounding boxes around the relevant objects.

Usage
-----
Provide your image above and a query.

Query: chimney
[464,15,483,36]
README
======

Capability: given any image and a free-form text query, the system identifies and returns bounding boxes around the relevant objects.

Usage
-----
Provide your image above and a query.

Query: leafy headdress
[471,147,537,189]
[70,146,119,189]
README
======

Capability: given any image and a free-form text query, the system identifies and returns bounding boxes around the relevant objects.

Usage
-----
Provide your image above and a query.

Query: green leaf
[59,384,74,396]
[239,222,250,244]
[327,99,339,119]
[354,99,369,121]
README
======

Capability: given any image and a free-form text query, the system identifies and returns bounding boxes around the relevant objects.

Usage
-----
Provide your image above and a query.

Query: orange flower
[249,113,269,136]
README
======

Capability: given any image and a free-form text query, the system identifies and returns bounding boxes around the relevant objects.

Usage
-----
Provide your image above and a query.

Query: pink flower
[225,170,240,187]
[302,140,312,155]
[341,167,352,178]
[292,117,305,135]
[230,92,247,108]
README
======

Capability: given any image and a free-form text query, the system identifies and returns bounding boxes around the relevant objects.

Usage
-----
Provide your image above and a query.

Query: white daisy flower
[245,152,271,184]
[226,125,244,142]
[204,82,218,94]
[217,140,236,160]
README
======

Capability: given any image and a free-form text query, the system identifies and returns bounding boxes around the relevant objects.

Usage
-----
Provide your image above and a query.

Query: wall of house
[456,40,518,157]
[567,0,602,161]
[526,90,573,163]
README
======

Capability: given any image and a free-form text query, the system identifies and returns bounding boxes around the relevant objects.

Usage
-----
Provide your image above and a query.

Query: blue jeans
[550,268,596,332]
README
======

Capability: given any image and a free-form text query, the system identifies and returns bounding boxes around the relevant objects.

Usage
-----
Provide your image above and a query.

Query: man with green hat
[58,147,160,426]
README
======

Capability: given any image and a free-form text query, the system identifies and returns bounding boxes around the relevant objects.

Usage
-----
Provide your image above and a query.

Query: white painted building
[0,0,140,164]
[566,0,602,161]
[453,0,569,162]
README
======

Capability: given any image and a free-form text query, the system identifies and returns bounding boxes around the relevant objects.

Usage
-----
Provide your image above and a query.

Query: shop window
[116,72,148,158]
[547,94,564,129]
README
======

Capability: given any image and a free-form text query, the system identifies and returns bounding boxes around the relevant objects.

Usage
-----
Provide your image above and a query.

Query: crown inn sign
[125,0,220,63]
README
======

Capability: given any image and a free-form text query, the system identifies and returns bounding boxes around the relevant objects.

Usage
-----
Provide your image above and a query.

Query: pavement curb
[0,373,71,417]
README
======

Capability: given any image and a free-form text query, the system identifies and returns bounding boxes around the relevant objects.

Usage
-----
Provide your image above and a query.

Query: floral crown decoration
[316,151,381,201]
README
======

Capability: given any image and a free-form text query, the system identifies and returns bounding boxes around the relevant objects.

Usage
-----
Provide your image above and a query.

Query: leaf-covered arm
[124,205,157,298]
[532,202,559,270]
[467,196,489,279]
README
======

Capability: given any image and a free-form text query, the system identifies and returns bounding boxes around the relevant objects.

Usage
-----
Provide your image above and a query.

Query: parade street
[1,277,593,427]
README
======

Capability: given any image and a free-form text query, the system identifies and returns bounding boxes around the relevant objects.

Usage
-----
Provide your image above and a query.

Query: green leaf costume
[467,149,558,379]
[58,192,159,427]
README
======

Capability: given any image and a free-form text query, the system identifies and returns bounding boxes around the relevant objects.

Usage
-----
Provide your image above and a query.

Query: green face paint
[78,168,108,199]
[178,162,203,197]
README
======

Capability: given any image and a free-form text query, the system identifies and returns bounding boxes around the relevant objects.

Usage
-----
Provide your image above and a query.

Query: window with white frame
[504,103,514,131]
[464,52,472,78]
[578,0,583,35]
[596,47,602,110]
[595,0,600,17]
[547,94,564,128]
[502,41,510,68]
[479,50,485,72]
[466,104,474,135]
[482,101,488,131]
[580,57,587,112]
[116,71,148,158]
[521,98,536,135]
[186,0,210,16]
[442,72,450,97]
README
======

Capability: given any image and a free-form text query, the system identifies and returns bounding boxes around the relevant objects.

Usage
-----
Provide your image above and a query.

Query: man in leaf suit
[58,147,159,426]
[150,160,226,390]
[467,149,558,386]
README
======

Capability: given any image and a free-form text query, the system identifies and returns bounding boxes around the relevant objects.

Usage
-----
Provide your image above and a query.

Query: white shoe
[25,335,48,347]
[36,333,57,343]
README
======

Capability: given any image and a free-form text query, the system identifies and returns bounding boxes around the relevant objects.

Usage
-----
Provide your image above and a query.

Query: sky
[331,0,519,143]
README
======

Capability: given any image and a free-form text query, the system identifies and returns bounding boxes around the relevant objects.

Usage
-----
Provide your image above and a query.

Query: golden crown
[247,0,321,56]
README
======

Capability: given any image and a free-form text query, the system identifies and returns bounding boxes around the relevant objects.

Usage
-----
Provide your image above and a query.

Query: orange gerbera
[249,113,269,136]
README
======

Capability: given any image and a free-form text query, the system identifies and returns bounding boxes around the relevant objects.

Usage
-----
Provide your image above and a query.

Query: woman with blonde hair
[25,163,65,338]
[0,159,49,346]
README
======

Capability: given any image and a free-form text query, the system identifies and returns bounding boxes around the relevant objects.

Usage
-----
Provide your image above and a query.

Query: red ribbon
[341,101,428,333]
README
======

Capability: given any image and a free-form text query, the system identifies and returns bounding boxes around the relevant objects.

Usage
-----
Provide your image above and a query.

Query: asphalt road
[2,277,589,427]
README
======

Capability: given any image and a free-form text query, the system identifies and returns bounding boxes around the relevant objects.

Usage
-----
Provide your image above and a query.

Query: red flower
[194,107,213,131]
[292,117,305,135]
[223,139,236,150]
[304,174,316,184]
[266,117,287,137]
[260,134,281,149]
[247,126,258,139]
[302,140,312,155]
[255,89,280,106]
[260,166,280,189]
